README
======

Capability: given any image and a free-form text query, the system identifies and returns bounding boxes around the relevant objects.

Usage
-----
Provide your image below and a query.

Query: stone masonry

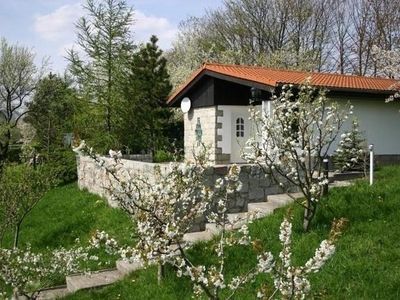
[184,106,231,165]
[77,155,287,230]
[184,107,218,163]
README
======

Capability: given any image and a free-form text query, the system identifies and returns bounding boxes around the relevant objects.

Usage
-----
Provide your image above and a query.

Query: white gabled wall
[183,97,400,164]
[330,97,400,155]
[217,105,263,163]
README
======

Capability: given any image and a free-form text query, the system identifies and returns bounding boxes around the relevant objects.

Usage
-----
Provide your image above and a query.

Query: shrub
[41,149,77,185]
[153,149,174,163]
[333,119,367,173]
[0,164,52,248]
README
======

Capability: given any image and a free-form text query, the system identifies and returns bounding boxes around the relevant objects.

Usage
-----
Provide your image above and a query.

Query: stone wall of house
[184,107,218,163]
[77,155,287,230]
[184,106,233,164]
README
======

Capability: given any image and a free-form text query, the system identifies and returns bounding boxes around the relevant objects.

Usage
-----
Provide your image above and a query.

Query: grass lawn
[0,183,134,295]
[64,166,400,299]
[1,183,134,250]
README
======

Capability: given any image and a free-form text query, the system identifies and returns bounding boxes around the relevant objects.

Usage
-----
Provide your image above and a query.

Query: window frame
[235,117,245,138]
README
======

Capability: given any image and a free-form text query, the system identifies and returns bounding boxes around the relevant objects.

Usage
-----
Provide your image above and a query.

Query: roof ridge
[202,62,398,82]
[168,63,398,105]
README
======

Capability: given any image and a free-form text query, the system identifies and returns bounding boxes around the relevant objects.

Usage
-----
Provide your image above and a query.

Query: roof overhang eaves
[167,69,276,106]
[326,86,397,95]
[167,68,207,106]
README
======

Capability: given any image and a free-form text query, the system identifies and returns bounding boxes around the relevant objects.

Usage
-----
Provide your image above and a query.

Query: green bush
[41,149,77,185]
[153,149,174,163]
[0,163,52,248]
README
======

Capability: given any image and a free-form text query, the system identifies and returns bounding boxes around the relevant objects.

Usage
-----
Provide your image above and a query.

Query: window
[236,117,244,137]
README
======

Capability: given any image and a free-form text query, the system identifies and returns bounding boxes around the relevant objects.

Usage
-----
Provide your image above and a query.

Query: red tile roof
[168,63,398,104]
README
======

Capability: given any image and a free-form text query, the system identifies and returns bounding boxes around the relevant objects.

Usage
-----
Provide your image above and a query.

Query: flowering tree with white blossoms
[256,216,346,300]
[334,119,367,173]
[243,81,351,231]
[75,142,345,299]
[371,45,400,103]
[0,164,52,248]
[0,243,96,299]
[76,144,255,296]
[90,212,345,300]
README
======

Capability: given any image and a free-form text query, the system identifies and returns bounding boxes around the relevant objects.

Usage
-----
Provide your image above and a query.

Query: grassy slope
[1,183,134,297]
[65,166,400,300]
[1,183,134,250]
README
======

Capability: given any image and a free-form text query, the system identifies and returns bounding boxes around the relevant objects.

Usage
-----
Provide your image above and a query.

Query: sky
[0,0,223,73]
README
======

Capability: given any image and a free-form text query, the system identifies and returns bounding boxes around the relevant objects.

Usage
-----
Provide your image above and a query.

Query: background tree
[26,73,76,154]
[166,16,229,88]
[0,38,44,169]
[166,0,335,88]
[67,0,134,153]
[371,46,400,102]
[166,0,400,87]
[330,0,351,74]
[119,35,174,155]
[24,73,80,183]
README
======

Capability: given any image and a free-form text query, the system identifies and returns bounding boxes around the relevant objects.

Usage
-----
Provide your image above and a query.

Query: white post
[369,144,374,185]
[322,158,329,196]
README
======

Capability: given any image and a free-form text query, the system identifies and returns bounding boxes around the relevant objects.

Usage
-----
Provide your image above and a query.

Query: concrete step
[289,192,304,200]
[267,194,295,206]
[183,230,214,243]
[66,269,122,293]
[227,212,251,224]
[37,286,69,300]
[205,223,222,235]
[247,202,276,217]
[116,260,143,276]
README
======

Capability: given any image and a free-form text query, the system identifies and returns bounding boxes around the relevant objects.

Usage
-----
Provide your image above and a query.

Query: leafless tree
[166,0,400,81]
[0,38,45,166]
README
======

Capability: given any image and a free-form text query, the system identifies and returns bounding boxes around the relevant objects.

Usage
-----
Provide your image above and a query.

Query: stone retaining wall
[77,155,288,230]
[77,156,169,206]
[78,156,284,206]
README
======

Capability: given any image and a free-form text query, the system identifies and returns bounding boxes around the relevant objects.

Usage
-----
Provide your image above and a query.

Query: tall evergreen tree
[67,0,134,153]
[334,119,367,172]
[120,35,173,155]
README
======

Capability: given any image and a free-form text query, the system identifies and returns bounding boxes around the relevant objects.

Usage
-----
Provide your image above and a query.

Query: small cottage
[167,63,400,165]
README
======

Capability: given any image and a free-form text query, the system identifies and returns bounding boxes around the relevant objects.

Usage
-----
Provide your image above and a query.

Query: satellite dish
[181,97,191,113]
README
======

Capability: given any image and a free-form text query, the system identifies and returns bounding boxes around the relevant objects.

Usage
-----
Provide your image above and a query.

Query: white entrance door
[231,114,249,163]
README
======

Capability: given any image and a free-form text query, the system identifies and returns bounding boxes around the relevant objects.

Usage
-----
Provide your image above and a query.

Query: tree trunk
[13,222,21,248]
[157,263,165,285]
[303,201,316,232]
[47,117,51,154]
[11,287,19,300]
[0,230,5,247]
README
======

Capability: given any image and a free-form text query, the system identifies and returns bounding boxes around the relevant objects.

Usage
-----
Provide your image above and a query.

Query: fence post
[323,158,329,196]
[369,144,374,185]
